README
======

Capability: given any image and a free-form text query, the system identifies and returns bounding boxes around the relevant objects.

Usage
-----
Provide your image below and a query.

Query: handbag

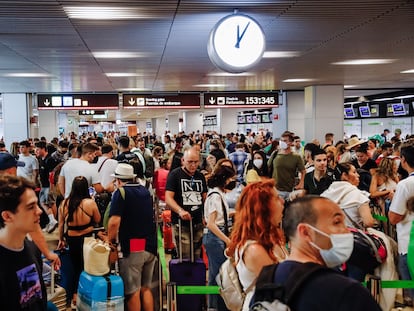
[83,237,111,276]
[347,227,387,272]
[216,256,252,311]
[216,241,256,311]
[343,209,387,272]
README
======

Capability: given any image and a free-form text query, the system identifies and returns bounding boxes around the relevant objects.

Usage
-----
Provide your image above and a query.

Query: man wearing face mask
[268,132,305,201]
[264,196,381,310]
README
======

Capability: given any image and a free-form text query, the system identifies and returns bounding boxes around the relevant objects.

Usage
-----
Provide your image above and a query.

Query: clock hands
[235,21,250,48]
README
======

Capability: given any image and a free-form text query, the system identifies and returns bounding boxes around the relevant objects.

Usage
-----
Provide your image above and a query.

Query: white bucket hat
[111,163,137,179]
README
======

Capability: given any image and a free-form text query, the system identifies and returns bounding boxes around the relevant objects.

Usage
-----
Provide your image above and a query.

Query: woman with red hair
[227,179,287,311]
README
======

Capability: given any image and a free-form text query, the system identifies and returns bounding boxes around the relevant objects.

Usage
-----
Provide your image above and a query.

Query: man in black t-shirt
[0,175,47,311]
[304,149,334,195]
[165,147,207,259]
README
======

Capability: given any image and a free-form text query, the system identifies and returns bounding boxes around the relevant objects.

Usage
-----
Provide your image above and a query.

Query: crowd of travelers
[0,126,414,310]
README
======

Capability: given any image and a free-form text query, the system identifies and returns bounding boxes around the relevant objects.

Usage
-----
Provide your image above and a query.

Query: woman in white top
[321,162,376,282]
[227,179,287,311]
[321,162,375,229]
[203,164,237,311]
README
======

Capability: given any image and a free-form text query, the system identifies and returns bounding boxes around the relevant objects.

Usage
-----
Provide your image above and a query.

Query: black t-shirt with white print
[165,167,207,226]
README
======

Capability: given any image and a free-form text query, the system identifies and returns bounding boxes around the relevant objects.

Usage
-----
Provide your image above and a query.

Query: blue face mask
[307,225,354,268]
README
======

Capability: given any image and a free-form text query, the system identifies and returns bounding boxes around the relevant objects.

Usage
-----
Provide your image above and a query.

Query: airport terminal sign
[123,94,200,109]
[204,92,279,108]
[37,94,119,110]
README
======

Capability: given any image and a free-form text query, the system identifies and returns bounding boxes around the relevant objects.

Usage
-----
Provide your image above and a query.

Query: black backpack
[249,262,329,311]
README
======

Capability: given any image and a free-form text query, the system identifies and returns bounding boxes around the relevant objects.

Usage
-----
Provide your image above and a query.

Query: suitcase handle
[178,218,194,263]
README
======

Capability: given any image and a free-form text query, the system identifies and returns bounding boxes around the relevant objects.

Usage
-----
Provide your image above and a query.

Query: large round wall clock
[207,13,265,73]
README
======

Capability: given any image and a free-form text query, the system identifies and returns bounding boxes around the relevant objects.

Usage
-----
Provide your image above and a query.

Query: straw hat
[346,137,364,150]
[111,163,136,179]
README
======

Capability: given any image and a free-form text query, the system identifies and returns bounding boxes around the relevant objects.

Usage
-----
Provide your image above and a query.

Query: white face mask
[307,225,354,268]
[253,159,263,169]
[279,140,288,150]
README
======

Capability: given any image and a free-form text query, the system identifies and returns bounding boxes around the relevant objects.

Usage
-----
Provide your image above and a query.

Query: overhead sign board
[204,92,279,108]
[123,94,200,109]
[37,94,119,110]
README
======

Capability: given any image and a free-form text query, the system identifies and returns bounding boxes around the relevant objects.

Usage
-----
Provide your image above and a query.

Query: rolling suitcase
[45,260,67,311]
[169,219,206,311]
[77,271,124,311]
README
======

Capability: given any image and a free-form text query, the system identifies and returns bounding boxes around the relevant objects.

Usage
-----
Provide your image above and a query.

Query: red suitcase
[162,210,175,251]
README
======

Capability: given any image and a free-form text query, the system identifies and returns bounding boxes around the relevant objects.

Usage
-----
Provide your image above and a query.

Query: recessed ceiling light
[106,73,144,77]
[401,69,414,73]
[207,72,254,77]
[93,51,146,58]
[344,85,358,88]
[3,73,53,77]
[332,59,396,65]
[193,84,227,87]
[63,6,150,20]
[263,51,300,58]
[117,88,151,91]
[282,79,314,83]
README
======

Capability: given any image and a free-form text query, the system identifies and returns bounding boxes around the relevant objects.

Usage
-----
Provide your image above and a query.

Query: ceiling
[1,0,414,121]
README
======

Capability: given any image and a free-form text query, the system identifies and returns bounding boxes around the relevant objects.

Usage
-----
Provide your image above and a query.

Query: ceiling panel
[0,0,413,120]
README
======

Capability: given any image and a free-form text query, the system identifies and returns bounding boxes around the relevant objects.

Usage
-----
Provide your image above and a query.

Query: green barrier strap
[157,227,169,283]
[373,213,388,222]
[176,281,414,295]
[177,286,220,295]
[381,280,414,288]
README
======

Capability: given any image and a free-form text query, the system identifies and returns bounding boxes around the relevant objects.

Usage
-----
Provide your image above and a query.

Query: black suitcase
[169,219,206,311]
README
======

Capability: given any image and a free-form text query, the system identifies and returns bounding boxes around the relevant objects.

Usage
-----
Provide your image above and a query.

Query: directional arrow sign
[44,99,50,106]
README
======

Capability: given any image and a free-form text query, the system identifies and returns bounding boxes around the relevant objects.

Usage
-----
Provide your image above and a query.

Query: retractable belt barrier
[160,217,414,310]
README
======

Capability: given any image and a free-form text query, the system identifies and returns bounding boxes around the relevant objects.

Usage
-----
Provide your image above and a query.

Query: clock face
[208,13,265,73]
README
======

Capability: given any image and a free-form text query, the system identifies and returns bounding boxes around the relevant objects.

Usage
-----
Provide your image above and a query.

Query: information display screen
[392,103,406,116]
[359,106,371,117]
[344,107,355,118]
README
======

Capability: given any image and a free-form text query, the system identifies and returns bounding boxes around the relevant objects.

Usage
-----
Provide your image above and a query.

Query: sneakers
[44,220,58,234]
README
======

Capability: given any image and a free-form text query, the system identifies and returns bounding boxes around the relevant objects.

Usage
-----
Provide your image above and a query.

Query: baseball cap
[0,153,25,170]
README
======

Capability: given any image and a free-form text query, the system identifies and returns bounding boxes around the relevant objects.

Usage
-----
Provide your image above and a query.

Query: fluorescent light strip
[282,79,314,83]
[193,84,227,87]
[64,6,147,20]
[3,73,53,77]
[93,51,146,58]
[263,51,300,58]
[207,72,254,77]
[106,73,144,77]
[401,69,414,74]
[117,88,151,91]
[332,59,395,65]
[372,97,395,102]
